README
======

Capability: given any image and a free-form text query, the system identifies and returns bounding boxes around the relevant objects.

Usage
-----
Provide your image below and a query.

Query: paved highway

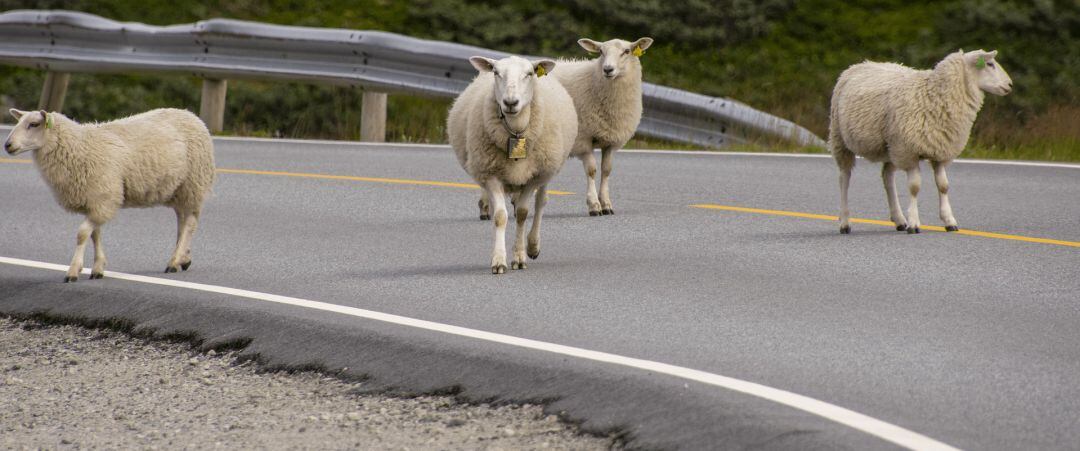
[2,134,1078,450]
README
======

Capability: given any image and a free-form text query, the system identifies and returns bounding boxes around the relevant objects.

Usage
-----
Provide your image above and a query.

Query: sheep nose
[3,141,10,152]
[603,66,615,75]
[503,98,519,108]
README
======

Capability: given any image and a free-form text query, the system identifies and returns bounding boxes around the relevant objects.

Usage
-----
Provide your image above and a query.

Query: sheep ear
[988,50,998,58]
[39,110,52,128]
[469,56,496,73]
[533,59,555,77]
[577,38,601,54]
[9,108,24,120]
[633,37,654,51]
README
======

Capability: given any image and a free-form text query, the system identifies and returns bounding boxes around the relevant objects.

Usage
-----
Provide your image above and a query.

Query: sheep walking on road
[829,49,1012,234]
[474,37,651,218]
[553,37,651,216]
[448,55,578,274]
[4,108,216,281]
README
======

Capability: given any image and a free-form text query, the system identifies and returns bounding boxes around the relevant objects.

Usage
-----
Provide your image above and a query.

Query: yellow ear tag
[45,114,52,129]
[536,65,546,77]
[632,46,644,57]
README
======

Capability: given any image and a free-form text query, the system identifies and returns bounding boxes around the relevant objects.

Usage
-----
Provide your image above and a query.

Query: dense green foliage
[1,0,1077,159]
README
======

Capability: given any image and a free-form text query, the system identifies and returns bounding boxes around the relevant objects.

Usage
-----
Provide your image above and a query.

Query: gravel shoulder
[0,317,616,450]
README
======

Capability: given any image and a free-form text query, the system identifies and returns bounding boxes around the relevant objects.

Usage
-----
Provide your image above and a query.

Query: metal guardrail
[0,10,825,148]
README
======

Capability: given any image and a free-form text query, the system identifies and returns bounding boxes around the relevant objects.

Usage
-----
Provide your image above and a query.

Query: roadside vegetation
[1,0,1076,160]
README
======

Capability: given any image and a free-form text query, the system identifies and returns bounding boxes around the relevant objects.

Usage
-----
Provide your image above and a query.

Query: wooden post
[199,78,228,133]
[38,72,71,112]
[360,91,387,142]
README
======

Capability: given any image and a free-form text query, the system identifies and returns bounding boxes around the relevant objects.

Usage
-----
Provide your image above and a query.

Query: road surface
[2,134,1078,449]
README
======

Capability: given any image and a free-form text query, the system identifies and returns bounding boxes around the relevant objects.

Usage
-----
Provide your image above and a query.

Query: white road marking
[0,255,957,451]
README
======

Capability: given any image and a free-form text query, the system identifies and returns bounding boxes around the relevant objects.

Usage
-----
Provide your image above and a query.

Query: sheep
[448,55,578,274]
[829,49,1012,234]
[556,37,652,216]
[4,108,216,281]
[474,37,652,219]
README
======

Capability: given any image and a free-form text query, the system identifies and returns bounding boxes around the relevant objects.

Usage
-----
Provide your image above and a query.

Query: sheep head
[577,37,653,79]
[5,109,50,156]
[469,56,555,117]
[965,49,1012,96]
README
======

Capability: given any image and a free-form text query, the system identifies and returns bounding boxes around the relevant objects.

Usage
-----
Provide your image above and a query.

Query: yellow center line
[2,159,572,195]
[216,168,574,195]
[690,203,1080,248]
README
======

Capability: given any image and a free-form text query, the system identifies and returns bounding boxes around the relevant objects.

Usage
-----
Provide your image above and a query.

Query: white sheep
[475,37,652,218]
[448,55,578,274]
[4,108,216,281]
[554,37,652,216]
[829,49,1012,234]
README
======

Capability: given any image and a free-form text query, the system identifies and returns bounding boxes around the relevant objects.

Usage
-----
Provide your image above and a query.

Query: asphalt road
[2,134,1078,450]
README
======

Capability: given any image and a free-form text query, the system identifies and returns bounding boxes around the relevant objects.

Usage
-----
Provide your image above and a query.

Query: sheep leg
[834,148,855,234]
[881,162,908,231]
[89,226,106,279]
[65,220,96,282]
[905,165,922,234]
[167,209,198,273]
[478,190,491,221]
[931,160,959,231]
[599,146,617,215]
[527,185,547,260]
[486,179,508,275]
[580,151,602,216]
[182,211,200,270]
[511,185,537,270]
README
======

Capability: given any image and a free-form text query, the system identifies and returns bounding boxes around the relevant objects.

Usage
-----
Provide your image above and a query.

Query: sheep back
[831,52,981,165]
[97,108,215,209]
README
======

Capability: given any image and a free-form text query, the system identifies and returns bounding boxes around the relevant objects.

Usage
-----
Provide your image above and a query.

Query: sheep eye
[27,122,38,128]
[987,62,995,68]
[622,49,630,55]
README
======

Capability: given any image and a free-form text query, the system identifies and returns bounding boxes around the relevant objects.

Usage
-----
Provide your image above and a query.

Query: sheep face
[469,56,556,117]
[577,37,653,79]
[4,109,48,156]
[965,50,1012,96]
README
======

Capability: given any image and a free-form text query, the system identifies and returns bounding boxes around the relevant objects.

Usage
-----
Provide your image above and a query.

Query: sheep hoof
[945,225,959,232]
[589,210,600,217]
[601,208,615,215]
[527,248,540,260]
[63,276,77,283]
[839,225,851,234]
[511,261,527,270]
[479,214,490,221]
[491,264,507,275]
[90,272,104,280]
[181,261,191,271]
[896,224,908,232]
[907,226,921,234]
[164,266,178,273]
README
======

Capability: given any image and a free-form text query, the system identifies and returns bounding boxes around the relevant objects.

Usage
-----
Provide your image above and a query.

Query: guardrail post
[360,91,387,142]
[38,72,70,112]
[199,78,227,133]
